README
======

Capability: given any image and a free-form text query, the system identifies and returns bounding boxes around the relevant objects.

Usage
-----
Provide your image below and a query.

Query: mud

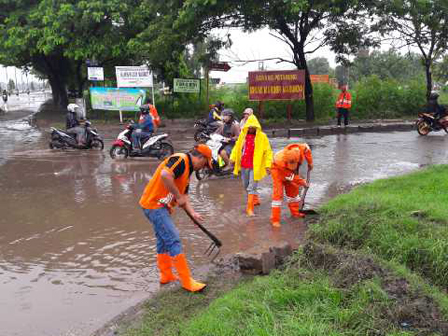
[2,100,448,336]
[303,242,448,335]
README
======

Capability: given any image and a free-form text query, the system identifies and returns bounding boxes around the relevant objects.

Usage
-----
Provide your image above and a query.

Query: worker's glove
[285,174,295,181]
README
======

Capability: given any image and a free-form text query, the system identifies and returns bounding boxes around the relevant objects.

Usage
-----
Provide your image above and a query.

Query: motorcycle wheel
[110,145,129,159]
[194,130,207,142]
[416,120,431,136]
[157,142,174,160]
[90,139,104,150]
[195,167,212,181]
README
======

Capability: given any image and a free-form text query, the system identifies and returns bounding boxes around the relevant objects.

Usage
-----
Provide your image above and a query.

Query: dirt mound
[303,242,448,335]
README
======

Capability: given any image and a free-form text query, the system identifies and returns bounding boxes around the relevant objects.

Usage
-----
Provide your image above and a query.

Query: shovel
[300,170,318,215]
[184,208,222,261]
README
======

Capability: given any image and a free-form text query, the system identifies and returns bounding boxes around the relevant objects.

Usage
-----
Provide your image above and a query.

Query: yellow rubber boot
[157,254,178,284]
[253,194,261,206]
[271,207,281,227]
[246,194,255,216]
[172,254,206,292]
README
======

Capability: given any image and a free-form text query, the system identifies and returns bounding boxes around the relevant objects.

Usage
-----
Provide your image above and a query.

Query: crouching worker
[271,143,313,227]
[230,115,272,216]
[139,144,213,292]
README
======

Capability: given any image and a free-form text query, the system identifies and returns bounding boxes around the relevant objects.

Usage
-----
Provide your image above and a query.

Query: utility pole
[14,67,18,95]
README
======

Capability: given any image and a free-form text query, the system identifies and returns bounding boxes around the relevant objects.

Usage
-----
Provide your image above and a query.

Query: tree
[307,57,330,75]
[0,1,149,108]
[175,0,376,121]
[375,0,448,99]
[7,79,15,93]
[434,55,448,85]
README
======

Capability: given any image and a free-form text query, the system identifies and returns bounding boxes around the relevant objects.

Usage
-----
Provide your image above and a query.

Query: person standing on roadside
[2,90,8,112]
[270,143,313,227]
[239,107,253,128]
[335,85,352,127]
[230,114,272,216]
[139,144,213,292]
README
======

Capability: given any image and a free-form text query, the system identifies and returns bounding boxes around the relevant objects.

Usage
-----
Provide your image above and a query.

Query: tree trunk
[48,72,68,108]
[296,49,315,122]
[425,59,432,101]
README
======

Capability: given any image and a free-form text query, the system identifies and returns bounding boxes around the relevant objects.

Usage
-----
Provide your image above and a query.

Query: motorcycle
[193,119,221,142]
[195,133,233,181]
[109,121,174,159]
[49,121,104,150]
[416,112,448,136]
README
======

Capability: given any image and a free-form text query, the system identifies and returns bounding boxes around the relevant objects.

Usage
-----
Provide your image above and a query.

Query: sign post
[173,78,200,93]
[207,62,231,107]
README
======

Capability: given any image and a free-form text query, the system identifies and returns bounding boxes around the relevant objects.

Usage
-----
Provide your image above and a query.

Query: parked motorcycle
[193,119,221,142]
[49,121,104,150]
[195,133,233,181]
[109,121,174,159]
[416,112,448,136]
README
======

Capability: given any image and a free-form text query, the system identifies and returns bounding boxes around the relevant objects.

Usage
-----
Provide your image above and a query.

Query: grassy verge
[122,166,448,336]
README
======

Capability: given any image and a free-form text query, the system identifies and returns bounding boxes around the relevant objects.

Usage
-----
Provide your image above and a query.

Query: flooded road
[1,105,448,336]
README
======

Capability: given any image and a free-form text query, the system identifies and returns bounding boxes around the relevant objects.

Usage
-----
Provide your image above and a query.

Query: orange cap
[194,144,213,168]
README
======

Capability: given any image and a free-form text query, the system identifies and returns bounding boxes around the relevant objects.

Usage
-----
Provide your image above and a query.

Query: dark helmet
[214,101,224,110]
[222,108,235,117]
[140,105,150,114]
[429,91,439,100]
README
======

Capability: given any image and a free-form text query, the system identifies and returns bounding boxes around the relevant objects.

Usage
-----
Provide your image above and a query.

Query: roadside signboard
[173,78,200,93]
[310,74,329,84]
[90,87,146,111]
[210,78,221,85]
[87,67,104,81]
[209,62,231,72]
[115,66,153,88]
[248,70,305,101]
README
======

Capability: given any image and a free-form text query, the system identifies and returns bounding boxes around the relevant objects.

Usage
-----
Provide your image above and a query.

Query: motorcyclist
[427,92,446,127]
[207,101,224,126]
[141,98,160,132]
[132,105,154,153]
[66,103,86,146]
[215,108,240,170]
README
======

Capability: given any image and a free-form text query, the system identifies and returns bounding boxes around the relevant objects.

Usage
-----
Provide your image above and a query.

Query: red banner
[248,70,305,101]
[310,74,329,83]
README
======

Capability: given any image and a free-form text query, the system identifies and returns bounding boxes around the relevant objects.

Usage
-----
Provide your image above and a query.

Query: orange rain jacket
[140,104,161,127]
[336,91,352,109]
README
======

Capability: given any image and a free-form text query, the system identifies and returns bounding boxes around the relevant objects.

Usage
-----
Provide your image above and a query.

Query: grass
[122,165,448,336]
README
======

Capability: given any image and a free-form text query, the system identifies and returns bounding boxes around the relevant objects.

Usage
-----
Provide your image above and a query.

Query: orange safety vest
[273,143,313,171]
[336,91,352,109]
[139,154,191,210]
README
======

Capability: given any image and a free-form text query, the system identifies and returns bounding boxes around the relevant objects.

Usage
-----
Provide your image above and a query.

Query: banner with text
[310,74,329,84]
[248,70,305,101]
[173,78,200,93]
[90,87,146,111]
[115,66,153,88]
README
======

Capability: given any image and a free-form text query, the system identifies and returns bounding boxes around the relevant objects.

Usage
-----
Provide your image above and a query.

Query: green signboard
[173,78,200,93]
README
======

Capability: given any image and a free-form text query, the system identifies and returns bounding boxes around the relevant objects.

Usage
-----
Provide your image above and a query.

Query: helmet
[140,105,150,114]
[222,108,234,117]
[67,103,80,113]
[214,101,224,110]
[430,91,439,100]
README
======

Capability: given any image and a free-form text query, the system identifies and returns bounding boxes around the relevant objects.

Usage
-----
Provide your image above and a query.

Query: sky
[0,66,41,87]
[210,27,338,84]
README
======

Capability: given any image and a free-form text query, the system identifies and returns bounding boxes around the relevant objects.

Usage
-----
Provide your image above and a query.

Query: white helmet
[67,103,80,113]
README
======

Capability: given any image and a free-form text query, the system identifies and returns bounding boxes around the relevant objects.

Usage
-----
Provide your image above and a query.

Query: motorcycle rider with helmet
[208,101,224,126]
[66,103,86,146]
[215,108,240,170]
[427,91,446,127]
[132,105,154,153]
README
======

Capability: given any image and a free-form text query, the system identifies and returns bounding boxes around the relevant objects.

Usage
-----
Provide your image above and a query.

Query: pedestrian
[270,143,313,227]
[2,90,8,112]
[214,108,240,170]
[139,144,213,292]
[335,85,352,127]
[230,114,272,216]
[239,107,253,128]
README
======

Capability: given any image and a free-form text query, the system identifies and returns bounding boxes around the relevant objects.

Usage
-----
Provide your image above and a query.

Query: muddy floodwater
[1,103,448,335]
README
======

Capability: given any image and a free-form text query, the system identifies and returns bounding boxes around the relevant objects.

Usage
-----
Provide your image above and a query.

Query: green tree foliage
[307,57,331,75]
[374,0,448,99]
[175,0,376,121]
[0,0,148,108]
[434,55,448,85]
[349,50,424,83]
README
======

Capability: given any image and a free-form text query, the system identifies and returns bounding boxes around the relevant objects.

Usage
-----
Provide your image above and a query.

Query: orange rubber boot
[172,254,206,292]
[271,207,281,227]
[246,194,255,216]
[253,194,261,206]
[289,202,305,218]
[157,254,178,284]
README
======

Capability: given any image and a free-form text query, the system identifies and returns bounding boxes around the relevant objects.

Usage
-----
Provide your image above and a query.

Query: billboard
[310,74,329,83]
[115,66,153,87]
[248,70,305,101]
[87,67,104,81]
[173,78,200,93]
[90,87,146,111]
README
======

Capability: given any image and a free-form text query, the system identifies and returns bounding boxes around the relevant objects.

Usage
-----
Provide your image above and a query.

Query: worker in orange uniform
[335,85,352,127]
[139,144,213,292]
[140,99,160,131]
[270,143,313,227]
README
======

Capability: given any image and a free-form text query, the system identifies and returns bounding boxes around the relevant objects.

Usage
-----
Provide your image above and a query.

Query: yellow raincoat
[230,115,273,181]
